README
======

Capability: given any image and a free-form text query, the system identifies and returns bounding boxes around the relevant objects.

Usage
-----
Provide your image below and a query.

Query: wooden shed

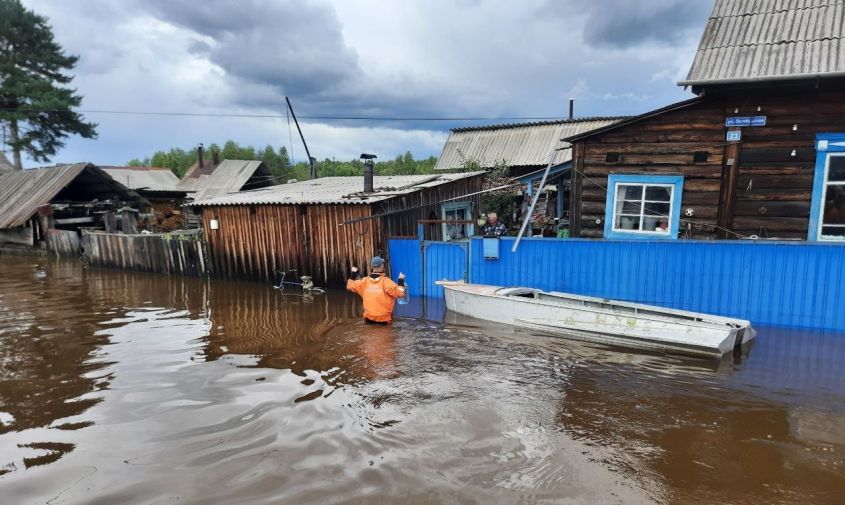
[102,166,192,231]
[189,172,485,286]
[0,163,148,254]
[565,0,845,242]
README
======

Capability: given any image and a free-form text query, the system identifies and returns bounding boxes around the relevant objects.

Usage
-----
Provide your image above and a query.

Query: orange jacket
[346,275,405,323]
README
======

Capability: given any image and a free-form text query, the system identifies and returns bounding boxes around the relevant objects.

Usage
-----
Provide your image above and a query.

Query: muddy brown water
[0,257,843,504]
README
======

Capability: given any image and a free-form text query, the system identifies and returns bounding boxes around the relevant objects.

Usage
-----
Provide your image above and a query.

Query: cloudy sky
[20,0,712,166]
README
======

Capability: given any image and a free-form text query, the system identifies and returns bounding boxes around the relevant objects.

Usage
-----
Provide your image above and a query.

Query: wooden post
[716,139,743,238]
[103,211,117,233]
[569,143,585,237]
[121,209,138,234]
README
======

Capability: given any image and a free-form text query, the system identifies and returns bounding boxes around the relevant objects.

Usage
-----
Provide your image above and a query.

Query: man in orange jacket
[347,256,406,324]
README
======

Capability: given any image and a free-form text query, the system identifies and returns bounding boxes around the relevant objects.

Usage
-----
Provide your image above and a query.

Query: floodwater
[0,257,843,505]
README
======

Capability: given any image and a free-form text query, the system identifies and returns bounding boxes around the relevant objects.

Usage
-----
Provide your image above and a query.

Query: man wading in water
[347,256,406,324]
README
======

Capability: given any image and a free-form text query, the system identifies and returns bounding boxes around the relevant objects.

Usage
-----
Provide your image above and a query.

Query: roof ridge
[712,1,845,19]
[451,116,631,132]
[706,35,843,49]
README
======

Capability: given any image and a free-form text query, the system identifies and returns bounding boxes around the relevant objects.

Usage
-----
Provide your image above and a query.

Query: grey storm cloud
[140,0,362,106]
[137,0,471,126]
[545,0,711,48]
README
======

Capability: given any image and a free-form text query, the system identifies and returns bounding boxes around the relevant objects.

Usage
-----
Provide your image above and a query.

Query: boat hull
[443,284,754,358]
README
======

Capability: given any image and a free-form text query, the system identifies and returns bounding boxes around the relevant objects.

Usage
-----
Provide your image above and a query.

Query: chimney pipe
[568,99,574,120]
[197,143,204,168]
[360,153,376,193]
[212,149,219,165]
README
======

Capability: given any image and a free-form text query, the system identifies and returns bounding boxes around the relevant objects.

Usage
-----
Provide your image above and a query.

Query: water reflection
[0,256,843,504]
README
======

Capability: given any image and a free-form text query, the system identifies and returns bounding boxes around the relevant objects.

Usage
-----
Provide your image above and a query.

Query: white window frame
[610,183,676,237]
[816,153,845,241]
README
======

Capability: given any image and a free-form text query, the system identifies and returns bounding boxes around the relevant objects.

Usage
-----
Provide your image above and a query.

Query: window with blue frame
[809,133,845,241]
[603,174,684,240]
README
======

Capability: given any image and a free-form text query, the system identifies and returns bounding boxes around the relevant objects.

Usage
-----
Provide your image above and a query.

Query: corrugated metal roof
[178,159,273,200]
[433,117,628,170]
[681,0,845,85]
[187,171,486,207]
[0,163,146,229]
[101,166,186,193]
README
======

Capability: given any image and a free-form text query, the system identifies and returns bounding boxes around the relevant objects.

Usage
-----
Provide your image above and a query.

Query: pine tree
[0,0,96,169]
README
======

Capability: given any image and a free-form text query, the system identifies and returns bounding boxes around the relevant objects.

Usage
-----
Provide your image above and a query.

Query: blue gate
[387,237,468,298]
[422,240,468,298]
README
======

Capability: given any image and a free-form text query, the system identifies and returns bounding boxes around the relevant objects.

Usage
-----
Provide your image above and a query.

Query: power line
[0,106,567,122]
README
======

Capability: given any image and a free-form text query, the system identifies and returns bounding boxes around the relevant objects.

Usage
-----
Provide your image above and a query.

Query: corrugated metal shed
[0,163,146,229]
[188,171,487,207]
[178,159,274,200]
[682,0,845,85]
[101,166,186,193]
[433,117,628,170]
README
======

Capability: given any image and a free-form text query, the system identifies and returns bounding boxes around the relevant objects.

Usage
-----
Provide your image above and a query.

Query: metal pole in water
[512,151,556,253]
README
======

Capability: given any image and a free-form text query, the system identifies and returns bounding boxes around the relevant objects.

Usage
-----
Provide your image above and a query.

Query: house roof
[178,159,275,200]
[187,171,487,207]
[681,0,845,86]
[0,153,14,172]
[433,117,628,170]
[563,98,704,143]
[101,166,187,193]
[0,163,147,229]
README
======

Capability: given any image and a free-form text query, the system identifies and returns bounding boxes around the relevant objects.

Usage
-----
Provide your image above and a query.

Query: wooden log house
[565,0,845,242]
[189,172,485,286]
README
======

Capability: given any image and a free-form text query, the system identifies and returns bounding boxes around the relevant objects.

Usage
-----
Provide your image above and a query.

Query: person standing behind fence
[482,212,507,236]
[347,256,406,324]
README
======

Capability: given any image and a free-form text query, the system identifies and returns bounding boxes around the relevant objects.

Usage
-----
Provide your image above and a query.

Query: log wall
[571,85,845,240]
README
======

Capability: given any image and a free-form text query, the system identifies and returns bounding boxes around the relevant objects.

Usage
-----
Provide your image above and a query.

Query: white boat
[441,282,754,358]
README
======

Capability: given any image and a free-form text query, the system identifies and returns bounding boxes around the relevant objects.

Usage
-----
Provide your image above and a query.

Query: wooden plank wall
[573,86,845,240]
[0,225,34,247]
[47,229,81,256]
[82,230,207,276]
[378,174,485,242]
[201,204,377,287]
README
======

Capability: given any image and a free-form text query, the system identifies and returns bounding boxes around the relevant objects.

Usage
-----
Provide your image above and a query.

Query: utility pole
[285,96,317,179]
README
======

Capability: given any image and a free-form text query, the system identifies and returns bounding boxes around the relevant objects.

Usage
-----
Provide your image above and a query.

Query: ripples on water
[0,256,843,504]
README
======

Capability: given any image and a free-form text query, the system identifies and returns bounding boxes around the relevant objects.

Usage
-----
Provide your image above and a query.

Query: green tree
[129,141,443,181]
[0,0,96,169]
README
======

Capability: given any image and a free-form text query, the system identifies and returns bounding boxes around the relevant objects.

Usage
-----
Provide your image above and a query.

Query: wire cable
[0,106,570,122]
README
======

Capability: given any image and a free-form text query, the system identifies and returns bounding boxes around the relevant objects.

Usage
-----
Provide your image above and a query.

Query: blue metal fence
[387,237,468,298]
[387,236,845,331]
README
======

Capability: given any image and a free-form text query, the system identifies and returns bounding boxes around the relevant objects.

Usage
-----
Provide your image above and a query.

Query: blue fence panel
[390,236,845,330]
[469,237,845,331]
[387,238,422,296]
[423,241,468,298]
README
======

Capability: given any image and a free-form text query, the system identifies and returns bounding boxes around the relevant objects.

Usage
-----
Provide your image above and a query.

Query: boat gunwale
[443,284,751,331]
